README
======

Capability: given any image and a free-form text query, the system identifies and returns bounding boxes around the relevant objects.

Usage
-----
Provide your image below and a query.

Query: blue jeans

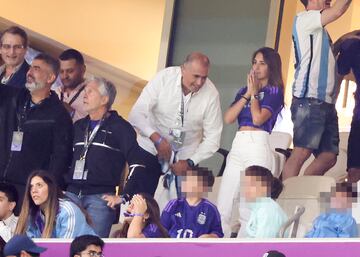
[65,191,116,238]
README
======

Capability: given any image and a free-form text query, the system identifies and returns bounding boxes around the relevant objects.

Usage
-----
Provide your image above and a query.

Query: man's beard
[25,81,46,92]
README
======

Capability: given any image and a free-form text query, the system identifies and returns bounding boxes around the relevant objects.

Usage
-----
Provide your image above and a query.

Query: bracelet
[251,94,259,101]
[154,136,163,147]
[241,95,249,101]
[133,213,144,217]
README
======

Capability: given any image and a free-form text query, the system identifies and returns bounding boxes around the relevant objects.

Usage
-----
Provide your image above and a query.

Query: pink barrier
[36,239,360,257]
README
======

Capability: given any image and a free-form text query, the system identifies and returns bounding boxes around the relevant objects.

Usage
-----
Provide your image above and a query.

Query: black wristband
[186,159,195,168]
[241,95,249,101]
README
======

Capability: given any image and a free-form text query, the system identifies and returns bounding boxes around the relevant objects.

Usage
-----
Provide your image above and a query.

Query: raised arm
[321,0,352,27]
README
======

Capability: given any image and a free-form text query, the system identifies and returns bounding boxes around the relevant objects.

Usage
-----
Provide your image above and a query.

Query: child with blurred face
[116,193,168,238]
[306,183,358,238]
[243,165,287,238]
[161,167,224,238]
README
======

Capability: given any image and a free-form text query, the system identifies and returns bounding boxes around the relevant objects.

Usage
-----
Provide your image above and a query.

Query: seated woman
[217,47,284,237]
[112,193,168,238]
[244,165,287,238]
[15,170,96,238]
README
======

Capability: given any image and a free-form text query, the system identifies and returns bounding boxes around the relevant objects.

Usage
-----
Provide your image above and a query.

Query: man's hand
[150,132,172,162]
[170,160,189,176]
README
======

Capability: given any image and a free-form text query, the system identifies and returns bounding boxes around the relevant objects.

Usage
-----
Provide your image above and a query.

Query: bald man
[128,52,223,209]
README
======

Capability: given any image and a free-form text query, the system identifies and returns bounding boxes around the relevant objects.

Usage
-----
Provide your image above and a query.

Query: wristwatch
[186,159,195,168]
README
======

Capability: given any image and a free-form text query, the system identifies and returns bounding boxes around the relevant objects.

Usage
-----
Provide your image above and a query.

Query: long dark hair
[245,165,283,200]
[117,193,168,238]
[15,170,92,238]
[252,47,284,91]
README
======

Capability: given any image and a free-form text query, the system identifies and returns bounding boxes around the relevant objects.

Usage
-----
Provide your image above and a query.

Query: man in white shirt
[129,52,223,208]
[283,0,352,180]
[55,49,87,122]
[0,183,18,242]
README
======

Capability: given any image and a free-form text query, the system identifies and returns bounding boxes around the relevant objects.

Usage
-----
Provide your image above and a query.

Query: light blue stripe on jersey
[317,30,330,100]
[292,16,304,96]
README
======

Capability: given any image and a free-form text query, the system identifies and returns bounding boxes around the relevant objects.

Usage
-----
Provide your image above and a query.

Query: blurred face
[0,192,15,220]
[25,59,54,92]
[60,59,85,89]
[181,172,208,195]
[0,33,26,68]
[181,61,209,94]
[330,191,352,210]
[75,244,103,257]
[252,52,269,83]
[83,81,108,114]
[30,176,49,207]
[244,175,268,201]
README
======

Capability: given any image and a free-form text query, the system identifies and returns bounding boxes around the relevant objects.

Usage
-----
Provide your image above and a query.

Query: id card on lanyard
[11,100,30,152]
[73,117,104,180]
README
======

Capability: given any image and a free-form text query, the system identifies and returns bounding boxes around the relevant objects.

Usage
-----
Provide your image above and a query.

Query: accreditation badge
[11,131,24,152]
[73,159,86,180]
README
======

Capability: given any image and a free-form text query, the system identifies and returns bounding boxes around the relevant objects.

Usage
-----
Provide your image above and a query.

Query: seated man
[70,235,104,257]
[3,235,47,257]
[161,167,223,238]
[0,183,18,242]
[0,26,29,88]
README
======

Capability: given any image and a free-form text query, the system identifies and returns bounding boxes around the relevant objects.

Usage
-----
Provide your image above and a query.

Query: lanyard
[60,85,85,105]
[79,115,106,160]
[180,93,184,127]
[16,99,31,131]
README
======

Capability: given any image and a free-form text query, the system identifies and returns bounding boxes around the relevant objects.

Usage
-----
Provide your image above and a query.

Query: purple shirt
[337,38,360,121]
[161,198,224,238]
[142,223,163,238]
[232,85,284,133]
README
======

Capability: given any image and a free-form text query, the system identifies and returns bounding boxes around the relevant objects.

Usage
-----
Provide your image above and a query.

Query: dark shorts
[348,119,360,169]
[291,97,339,155]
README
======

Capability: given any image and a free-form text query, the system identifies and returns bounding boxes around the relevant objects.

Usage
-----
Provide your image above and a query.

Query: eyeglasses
[0,44,25,51]
[81,251,104,257]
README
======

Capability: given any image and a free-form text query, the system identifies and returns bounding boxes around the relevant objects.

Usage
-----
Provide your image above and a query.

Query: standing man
[0,26,29,88]
[0,53,73,211]
[56,49,87,122]
[283,0,352,180]
[129,52,223,208]
[65,76,156,237]
[337,31,360,182]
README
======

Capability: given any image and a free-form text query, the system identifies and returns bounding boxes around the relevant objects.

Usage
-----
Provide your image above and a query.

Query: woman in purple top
[115,193,168,238]
[217,47,284,237]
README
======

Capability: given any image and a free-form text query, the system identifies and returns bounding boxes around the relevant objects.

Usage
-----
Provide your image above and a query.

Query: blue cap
[4,235,47,256]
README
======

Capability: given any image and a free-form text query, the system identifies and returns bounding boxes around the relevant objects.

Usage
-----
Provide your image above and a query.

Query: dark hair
[117,193,168,238]
[186,166,215,187]
[252,47,284,91]
[333,182,358,198]
[15,170,92,238]
[300,0,308,7]
[34,53,60,77]
[70,235,104,257]
[0,182,18,204]
[0,26,28,47]
[59,49,85,65]
[245,165,283,200]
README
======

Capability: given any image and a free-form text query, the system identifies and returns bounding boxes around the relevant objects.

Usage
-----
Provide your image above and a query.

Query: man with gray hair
[0,53,73,214]
[65,76,156,237]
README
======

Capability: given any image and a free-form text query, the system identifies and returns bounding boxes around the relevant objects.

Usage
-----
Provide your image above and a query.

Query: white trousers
[217,131,274,237]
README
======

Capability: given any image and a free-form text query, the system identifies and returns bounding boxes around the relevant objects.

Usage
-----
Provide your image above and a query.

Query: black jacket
[0,89,73,188]
[66,111,145,195]
[0,61,30,88]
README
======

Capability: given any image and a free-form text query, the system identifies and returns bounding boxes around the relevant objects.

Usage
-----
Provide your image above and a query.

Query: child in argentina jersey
[161,167,223,238]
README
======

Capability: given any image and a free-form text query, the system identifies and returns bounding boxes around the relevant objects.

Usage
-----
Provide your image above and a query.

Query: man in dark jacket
[0,53,73,213]
[65,76,159,237]
[0,26,29,88]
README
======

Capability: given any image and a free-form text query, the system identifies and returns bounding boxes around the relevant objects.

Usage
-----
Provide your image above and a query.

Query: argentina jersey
[161,198,224,238]
[292,10,337,104]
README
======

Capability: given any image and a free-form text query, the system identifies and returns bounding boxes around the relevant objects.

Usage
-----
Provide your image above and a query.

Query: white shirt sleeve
[128,72,163,138]
[190,92,223,165]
